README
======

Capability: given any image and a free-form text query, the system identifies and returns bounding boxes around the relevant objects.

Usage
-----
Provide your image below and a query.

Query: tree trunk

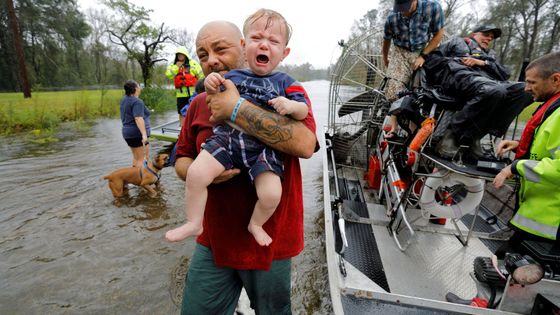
[5,0,31,98]
[526,0,543,60]
[140,60,149,87]
[547,17,560,53]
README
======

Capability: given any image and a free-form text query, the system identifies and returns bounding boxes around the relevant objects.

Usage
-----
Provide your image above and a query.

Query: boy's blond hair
[243,8,293,45]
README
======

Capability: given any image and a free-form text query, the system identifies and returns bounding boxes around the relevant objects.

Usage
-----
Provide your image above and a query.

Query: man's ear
[552,72,560,87]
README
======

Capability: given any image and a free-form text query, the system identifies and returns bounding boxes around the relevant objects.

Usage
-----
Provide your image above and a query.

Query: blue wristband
[230,97,244,122]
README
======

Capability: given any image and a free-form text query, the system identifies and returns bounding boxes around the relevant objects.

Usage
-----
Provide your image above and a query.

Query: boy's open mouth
[257,54,269,64]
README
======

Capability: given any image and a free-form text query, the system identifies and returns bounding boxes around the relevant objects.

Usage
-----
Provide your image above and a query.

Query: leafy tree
[0,0,90,91]
[542,2,560,53]
[84,7,117,85]
[103,0,172,87]
[0,4,19,92]
[483,0,558,77]
[17,0,90,87]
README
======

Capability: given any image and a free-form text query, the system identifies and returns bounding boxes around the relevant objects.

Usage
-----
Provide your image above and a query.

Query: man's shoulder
[424,0,443,8]
[385,12,398,22]
[419,0,444,17]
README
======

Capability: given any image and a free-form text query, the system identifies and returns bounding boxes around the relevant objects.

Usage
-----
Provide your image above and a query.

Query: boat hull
[150,120,180,142]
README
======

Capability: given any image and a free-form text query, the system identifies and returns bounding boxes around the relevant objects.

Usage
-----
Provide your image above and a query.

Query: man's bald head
[195,21,245,76]
[197,21,242,43]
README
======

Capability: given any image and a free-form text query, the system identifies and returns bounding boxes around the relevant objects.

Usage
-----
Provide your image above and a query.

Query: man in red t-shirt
[173,20,318,314]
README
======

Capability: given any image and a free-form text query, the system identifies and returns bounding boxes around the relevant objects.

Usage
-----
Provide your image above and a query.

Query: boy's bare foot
[165,223,203,242]
[248,224,272,246]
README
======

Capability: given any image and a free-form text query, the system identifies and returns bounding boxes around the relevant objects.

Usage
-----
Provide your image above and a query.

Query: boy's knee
[259,188,282,209]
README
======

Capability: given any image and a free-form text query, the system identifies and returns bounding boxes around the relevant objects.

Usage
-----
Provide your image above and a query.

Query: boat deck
[327,163,515,314]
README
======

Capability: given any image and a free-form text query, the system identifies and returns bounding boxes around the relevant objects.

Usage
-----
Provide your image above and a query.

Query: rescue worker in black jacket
[423,25,533,159]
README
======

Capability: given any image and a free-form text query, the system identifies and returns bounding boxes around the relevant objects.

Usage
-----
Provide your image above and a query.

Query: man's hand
[212,168,241,184]
[176,60,184,68]
[493,164,513,189]
[496,140,519,157]
[206,79,240,123]
[175,156,240,183]
[204,72,225,94]
[461,57,485,67]
[413,56,425,70]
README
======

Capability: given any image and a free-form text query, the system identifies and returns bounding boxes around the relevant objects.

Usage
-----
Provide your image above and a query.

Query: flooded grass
[0,88,175,136]
[0,90,122,135]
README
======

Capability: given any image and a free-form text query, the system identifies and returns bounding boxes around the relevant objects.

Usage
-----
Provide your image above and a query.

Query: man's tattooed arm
[235,101,315,158]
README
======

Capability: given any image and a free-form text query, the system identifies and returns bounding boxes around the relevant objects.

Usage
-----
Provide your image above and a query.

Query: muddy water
[0,80,331,314]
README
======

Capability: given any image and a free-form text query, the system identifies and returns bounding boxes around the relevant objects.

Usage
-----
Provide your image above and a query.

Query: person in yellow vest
[494,51,560,250]
[166,46,205,126]
[445,53,559,308]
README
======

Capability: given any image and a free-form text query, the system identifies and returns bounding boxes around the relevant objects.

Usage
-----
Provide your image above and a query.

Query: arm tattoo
[240,105,294,144]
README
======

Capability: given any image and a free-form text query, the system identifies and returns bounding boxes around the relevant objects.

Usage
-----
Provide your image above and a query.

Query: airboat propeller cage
[419,171,485,219]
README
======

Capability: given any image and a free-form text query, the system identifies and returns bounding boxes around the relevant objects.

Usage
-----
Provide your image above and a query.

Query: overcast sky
[78,0,380,69]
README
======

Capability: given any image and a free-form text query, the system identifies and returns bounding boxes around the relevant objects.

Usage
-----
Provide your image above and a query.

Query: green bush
[141,87,175,112]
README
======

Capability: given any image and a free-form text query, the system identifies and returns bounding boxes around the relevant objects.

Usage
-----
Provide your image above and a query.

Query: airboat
[323,29,560,314]
[150,120,181,142]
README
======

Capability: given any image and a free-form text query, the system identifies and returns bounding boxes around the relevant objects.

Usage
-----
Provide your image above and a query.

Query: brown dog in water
[103,153,169,198]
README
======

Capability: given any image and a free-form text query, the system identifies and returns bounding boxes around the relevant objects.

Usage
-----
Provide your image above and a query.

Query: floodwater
[0,80,332,314]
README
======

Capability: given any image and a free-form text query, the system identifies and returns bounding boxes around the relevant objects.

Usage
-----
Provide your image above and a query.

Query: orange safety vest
[174,64,198,92]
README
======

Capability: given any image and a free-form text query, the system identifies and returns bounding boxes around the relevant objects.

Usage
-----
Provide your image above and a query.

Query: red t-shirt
[176,92,317,270]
